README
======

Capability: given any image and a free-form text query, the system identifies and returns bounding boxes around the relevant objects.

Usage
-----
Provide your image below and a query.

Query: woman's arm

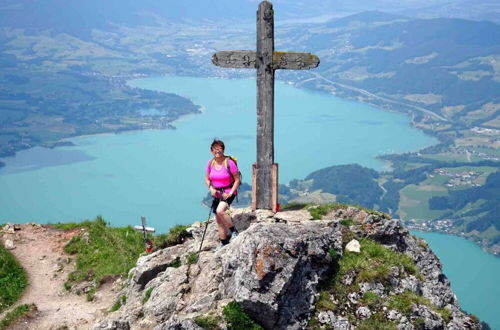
[228,171,241,196]
[205,173,216,196]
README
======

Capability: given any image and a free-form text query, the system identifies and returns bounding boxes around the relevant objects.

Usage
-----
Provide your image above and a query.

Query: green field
[399,184,449,221]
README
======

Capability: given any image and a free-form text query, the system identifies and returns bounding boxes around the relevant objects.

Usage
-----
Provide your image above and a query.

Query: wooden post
[271,163,279,212]
[256,1,274,210]
[211,1,320,211]
[252,163,257,210]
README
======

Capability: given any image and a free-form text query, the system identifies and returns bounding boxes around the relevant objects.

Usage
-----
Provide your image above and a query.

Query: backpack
[208,155,242,188]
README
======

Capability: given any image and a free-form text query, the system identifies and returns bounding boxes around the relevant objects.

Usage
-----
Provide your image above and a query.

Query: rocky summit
[94,206,479,330]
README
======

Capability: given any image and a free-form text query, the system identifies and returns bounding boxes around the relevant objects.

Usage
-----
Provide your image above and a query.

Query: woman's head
[211,139,225,158]
[211,139,225,152]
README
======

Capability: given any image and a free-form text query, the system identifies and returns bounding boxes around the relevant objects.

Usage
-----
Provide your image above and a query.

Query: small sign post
[134,216,156,253]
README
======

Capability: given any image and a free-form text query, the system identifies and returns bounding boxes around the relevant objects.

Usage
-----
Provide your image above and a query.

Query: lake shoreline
[3,74,496,259]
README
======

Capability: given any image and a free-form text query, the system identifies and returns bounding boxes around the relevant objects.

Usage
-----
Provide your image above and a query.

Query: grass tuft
[223,301,263,330]
[194,313,221,329]
[280,203,308,211]
[186,252,199,265]
[0,244,28,313]
[142,288,153,304]
[356,312,397,330]
[110,295,127,312]
[339,219,354,226]
[360,292,384,310]
[0,304,36,330]
[339,238,418,284]
[157,225,191,249]
[316,291,335,311]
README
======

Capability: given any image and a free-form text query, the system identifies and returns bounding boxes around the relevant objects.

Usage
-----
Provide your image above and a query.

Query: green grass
[60,217,190,290]
[315,238,420,313]
[338,239,418,284]
[142,288,153,304]
[316,291,336,311]
[186,252,199,265]
[311,239,432,328]
[388,291,451,322]
[61,217,186,286]
[399,185,449,221]
[0,304,36,330]
[110,295,127,312]
[309,203,348,220]
[194,313,222,330]
[62,216,150,288]
[222,301,263,330]
[339,219,354,226]
[356,312,397,330]
[157,225,191,249]
[0,244,28,313]
[360,292,382,308]
[280,203,308,211]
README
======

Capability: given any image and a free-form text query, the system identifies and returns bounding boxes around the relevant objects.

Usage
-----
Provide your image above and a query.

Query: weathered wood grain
[273,52,320,70]
[212,51,319,70]
[211,51,256,68]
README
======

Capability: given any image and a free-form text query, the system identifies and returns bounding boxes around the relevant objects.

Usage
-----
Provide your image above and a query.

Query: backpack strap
[224,157,235,183]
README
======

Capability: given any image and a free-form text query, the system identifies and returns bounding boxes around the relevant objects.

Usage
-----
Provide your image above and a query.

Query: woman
[205,139,240,249]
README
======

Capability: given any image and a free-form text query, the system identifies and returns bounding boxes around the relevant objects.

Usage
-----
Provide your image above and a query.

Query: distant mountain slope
[403,0,500,23]
[280,13,500,139]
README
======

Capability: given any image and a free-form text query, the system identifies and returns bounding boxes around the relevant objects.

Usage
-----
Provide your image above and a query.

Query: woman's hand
[209,186,218,197]
[222,191,233,200]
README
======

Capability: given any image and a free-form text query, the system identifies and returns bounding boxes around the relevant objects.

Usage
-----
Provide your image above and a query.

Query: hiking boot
[212,237,230,252]
[229,230,239,243]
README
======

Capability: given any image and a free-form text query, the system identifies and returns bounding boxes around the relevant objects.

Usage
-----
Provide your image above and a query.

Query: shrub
[222,301,263,330]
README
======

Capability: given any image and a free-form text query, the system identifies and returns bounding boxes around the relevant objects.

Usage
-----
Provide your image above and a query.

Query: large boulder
[95,207,479,330]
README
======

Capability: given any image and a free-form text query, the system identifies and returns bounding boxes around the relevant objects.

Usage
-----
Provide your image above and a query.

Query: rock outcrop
[95,206,479,330]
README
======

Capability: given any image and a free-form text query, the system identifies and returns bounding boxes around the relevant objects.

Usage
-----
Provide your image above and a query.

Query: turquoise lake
[1,76,498,328]
[0,76,436,229]
[413,231,500,330]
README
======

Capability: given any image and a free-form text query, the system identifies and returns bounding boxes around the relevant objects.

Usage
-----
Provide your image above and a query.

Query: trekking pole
[197,198,217,255]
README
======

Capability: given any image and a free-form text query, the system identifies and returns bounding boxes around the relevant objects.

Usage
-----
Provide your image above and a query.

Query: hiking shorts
[211,194,236,214]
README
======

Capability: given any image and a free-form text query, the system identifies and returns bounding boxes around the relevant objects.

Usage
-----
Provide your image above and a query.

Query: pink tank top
[206,158,238,194]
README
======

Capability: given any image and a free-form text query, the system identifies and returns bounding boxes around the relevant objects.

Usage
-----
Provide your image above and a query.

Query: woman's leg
[216,201,233,240]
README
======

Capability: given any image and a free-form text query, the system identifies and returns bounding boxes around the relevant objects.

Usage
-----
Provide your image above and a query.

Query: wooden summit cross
[212,1,320,211]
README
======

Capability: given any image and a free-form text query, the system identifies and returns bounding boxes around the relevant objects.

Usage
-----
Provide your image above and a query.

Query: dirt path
[1,224,118,330]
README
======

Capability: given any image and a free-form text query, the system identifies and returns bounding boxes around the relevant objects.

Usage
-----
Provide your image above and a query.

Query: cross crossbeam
[211,1,319,211]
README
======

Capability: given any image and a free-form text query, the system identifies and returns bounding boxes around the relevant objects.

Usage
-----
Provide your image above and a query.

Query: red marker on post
[134,216,156,253]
